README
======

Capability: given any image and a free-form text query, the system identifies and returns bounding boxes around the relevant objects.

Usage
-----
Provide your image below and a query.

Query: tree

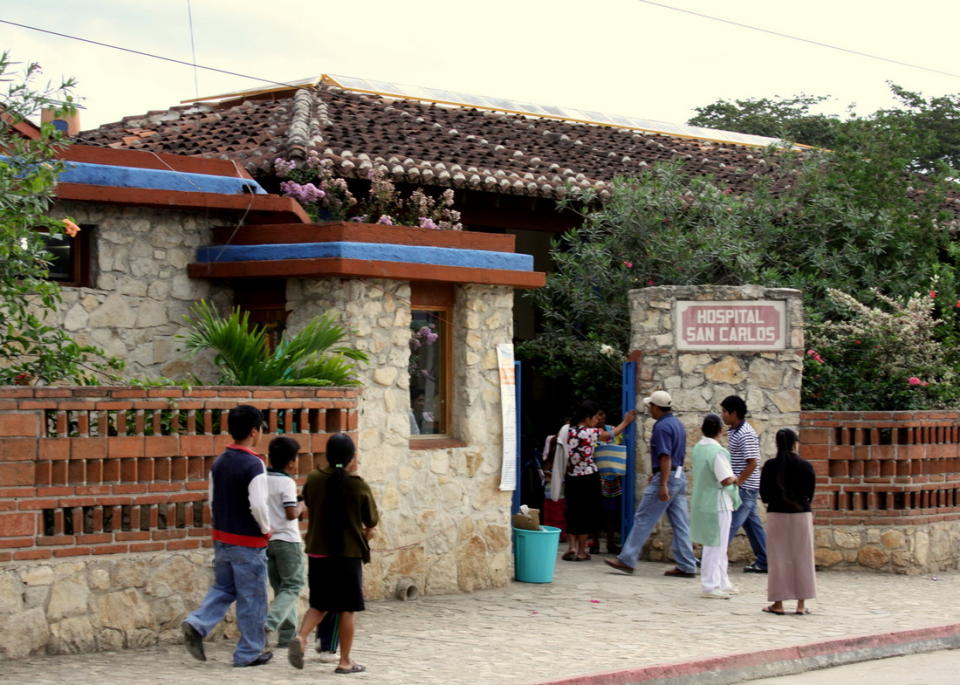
[181,301,369,386]
[0,53,122,384]
[688,94,841,148]
[520,109,960,410]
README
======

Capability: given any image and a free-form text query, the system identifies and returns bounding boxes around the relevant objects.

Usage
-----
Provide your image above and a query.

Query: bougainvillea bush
[273,155,462,229]
[803,286,960,410]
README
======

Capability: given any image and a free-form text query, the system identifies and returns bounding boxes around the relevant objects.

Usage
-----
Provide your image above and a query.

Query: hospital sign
[675,300,786,351]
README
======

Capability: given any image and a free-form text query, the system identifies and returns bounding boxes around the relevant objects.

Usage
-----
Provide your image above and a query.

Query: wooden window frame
[36,224,92,288]
[409,283,462,449]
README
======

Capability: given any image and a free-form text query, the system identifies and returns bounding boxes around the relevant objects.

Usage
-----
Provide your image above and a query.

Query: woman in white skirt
[759,428,816,616]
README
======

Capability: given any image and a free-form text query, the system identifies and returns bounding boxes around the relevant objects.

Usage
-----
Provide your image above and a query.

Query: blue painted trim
[195,241,534,271]
[55,160,265,195]
[621,361,637,542]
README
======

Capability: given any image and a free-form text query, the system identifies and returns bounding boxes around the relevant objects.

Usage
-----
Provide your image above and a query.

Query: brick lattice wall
[801,411,960,526]
[0,386,359,562]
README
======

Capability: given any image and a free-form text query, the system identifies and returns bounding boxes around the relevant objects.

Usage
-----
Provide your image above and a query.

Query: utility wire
[0,18,303,91]
[634,0,960,80]
[185,0,200,99]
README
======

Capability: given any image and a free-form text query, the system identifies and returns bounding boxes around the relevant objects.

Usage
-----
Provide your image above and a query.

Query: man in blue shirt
[605,390,698,577]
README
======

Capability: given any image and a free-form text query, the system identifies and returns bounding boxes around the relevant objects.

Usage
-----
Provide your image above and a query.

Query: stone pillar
[286,278,516,596]
[628,285,804,562]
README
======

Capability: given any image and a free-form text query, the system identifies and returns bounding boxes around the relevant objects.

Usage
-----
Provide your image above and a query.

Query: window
[36,225,92,287]
[235,280,288,350]
[409,284,453,437]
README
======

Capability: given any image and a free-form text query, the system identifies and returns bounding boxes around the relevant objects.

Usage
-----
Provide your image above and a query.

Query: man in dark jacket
[182,404,273,667]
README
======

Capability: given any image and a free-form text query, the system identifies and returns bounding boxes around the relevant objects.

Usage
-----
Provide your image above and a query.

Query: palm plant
[180,301,368,386]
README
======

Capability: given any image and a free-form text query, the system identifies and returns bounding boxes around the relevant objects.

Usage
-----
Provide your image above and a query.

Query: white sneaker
[722,585,740,595]
[315,647,339,663]
[701,589,732,599]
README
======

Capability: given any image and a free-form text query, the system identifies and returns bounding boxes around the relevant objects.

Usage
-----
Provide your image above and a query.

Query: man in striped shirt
[720,395,768,573]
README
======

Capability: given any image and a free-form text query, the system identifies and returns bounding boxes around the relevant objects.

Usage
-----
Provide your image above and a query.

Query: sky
[3,0,960,132]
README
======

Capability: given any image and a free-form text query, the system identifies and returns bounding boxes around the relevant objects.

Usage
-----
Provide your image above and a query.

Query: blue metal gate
[620,361,637,540]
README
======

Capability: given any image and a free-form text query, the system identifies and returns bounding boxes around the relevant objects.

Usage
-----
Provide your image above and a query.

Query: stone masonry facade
[48,201,231,380]
[286,279,516,597]
[629,285,804,563]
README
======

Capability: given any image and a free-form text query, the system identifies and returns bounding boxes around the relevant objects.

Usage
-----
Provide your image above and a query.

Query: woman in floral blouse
[562,401,636,561]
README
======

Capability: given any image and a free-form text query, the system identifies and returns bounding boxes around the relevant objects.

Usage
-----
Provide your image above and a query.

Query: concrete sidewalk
[3,551,959,685]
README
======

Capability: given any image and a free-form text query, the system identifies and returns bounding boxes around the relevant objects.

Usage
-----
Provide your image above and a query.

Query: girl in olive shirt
[288,433,378,674]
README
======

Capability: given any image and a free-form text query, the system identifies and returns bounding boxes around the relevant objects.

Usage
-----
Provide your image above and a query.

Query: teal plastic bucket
[513,525,561,583]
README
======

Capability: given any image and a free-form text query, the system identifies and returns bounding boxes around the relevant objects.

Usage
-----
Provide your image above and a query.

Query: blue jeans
[728,487,768,569]
[185,541,268,665]
[617,472,697,574]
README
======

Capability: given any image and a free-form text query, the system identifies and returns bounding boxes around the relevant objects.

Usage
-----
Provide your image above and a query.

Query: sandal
[575,553,591,561]
[762,605,786,616]
[288,637,305,669]
[561,551,577,561]
[795,608,812,615]
[335,663,366,674]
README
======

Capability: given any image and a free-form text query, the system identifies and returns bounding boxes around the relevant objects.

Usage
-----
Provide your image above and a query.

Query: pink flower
[646,279,656,286]
[907,376,929,387]
[622,261,633,268]
[419,217,439,230]
[62,219,80,238]
[955,301,960,308]
[930,290,937,298]
[376,215,394,226]
[854,340,861,345]
[806,349,825,364]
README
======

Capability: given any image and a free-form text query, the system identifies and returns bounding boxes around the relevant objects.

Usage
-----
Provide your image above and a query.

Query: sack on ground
[595,443,627,476]
[511,506,541,531]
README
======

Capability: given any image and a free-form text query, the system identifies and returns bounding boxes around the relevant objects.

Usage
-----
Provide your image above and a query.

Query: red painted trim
[211,529,268,548]
[210,222,516,252]
[187,257,546,288]
[55,183,310,223]
[2,112,41,140]
[58,144,255,179]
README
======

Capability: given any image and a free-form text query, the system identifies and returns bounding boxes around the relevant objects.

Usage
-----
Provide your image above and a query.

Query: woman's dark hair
[701,413,723,438]
[774,428,803,511]
[322,433,357,555]
[571,400,601,425]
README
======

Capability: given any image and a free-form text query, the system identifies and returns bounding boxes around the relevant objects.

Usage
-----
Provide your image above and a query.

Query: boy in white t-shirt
[264,436,304,646]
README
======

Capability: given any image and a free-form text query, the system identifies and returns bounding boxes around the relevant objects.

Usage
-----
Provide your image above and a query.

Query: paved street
[2,552,959,685]
[749,649,960,684]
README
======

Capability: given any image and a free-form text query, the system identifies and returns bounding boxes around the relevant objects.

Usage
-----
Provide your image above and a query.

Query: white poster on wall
[496,343,517,491]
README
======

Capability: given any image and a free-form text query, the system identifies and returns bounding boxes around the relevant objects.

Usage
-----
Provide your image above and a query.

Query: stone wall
[48,201,232,380]
[286,279,516,598]
[0,551,214,659]
[0,385,356,658]
[628,285,804,564]
[801,410,960,573]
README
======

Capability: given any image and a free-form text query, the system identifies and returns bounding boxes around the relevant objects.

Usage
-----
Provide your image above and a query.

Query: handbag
[594,443,627,477]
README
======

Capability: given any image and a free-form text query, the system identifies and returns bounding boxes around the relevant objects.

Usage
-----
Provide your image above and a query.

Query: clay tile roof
[76,86,783,200]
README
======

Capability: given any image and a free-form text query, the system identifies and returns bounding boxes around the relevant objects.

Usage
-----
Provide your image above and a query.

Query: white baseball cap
[642,390,673,408]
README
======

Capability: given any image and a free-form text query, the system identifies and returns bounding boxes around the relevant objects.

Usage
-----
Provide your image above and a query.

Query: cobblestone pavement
[3,554,959,685]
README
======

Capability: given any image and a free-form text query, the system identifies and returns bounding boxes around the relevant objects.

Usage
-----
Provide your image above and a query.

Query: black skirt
[308,556,365,612]
[564,472,601,535]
